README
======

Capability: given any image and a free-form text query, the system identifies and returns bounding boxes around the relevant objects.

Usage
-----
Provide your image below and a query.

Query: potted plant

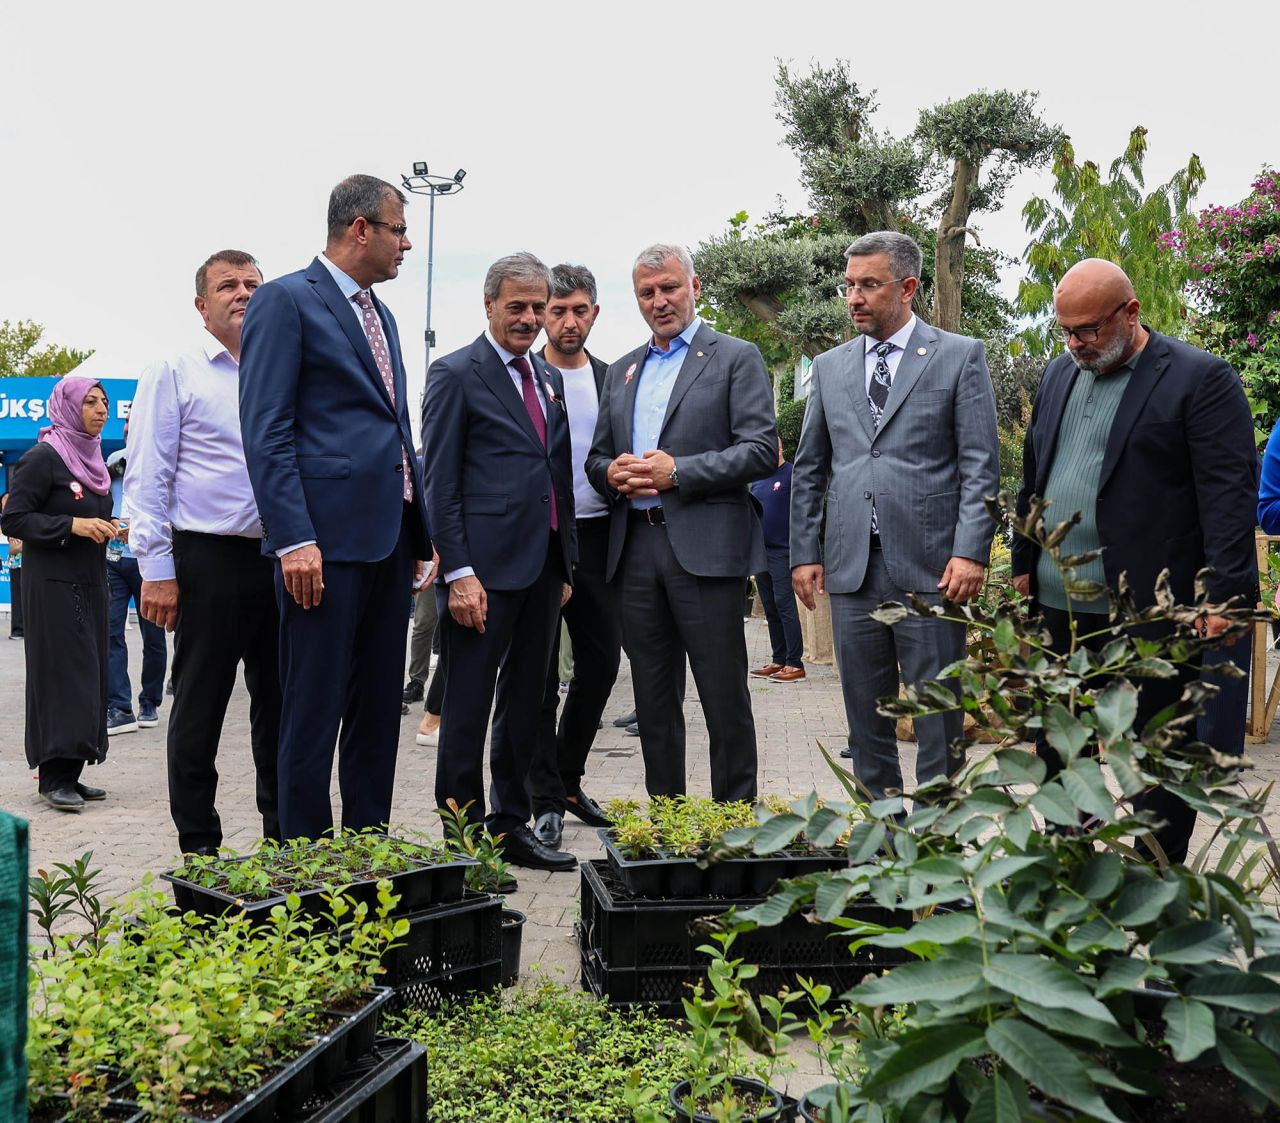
[603,796,847,898]
[161,828,477,923]
[717,496,1280,1121]
[625,929,801,1123]
[27,861,408,1121]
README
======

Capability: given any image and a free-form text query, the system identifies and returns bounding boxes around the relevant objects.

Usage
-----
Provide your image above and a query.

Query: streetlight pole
[401,162,467,398]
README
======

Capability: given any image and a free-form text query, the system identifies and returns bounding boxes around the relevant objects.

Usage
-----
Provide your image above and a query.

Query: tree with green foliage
[1162,167,1280,442]
[0,319,93,377]
[1017,127,1205,356]
[695,61,1060,360]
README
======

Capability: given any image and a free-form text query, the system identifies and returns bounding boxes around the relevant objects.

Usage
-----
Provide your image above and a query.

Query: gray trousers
[829,550,964,800]
[407,584,439,685]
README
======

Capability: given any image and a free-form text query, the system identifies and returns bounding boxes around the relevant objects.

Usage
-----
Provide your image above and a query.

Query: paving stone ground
[5,610,1280,1098]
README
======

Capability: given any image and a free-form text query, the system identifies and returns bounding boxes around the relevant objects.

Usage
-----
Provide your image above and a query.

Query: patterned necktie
[511,356,558,531]
[868,340,895,536]
[868,340,895,426]
[353,290,412,501]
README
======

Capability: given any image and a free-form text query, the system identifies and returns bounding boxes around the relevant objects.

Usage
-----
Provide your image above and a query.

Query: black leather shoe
[402,678,425,704]
[840,746,854,759]
[612,709,637,727]
[75,782,106,801]
[534,811,563,849]
[185,845,219,857]
[625,723,640,737]
[564,787,611,828]
[501,825,576,871]
[41,786,84,812]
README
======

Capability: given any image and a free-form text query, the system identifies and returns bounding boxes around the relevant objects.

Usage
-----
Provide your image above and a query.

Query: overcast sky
[3,0,1276,430]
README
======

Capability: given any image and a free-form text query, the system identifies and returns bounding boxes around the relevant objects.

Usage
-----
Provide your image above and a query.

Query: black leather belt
[629,506,666,526]
[869,533,882,550]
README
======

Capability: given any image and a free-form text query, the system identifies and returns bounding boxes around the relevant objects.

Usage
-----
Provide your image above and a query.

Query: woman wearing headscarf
[1,377,119,811]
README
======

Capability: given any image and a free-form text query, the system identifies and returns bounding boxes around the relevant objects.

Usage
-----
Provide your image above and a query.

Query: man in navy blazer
[1013,258,1257,864]
[239,174,431,840]
[423,252,578,872]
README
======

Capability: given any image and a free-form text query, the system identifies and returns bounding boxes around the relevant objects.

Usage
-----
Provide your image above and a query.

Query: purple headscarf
[37,376,112,495]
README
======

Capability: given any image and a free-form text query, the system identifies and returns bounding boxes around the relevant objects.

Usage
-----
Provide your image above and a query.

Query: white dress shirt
[125,332,261,582]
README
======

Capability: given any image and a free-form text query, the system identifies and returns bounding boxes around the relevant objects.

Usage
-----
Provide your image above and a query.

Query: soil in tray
[1124,1060,1280,1120]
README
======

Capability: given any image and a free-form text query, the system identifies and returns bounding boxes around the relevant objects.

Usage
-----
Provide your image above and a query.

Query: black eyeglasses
[836,278,907,298]
[1057,302,1129,343]
[366,219,409,240]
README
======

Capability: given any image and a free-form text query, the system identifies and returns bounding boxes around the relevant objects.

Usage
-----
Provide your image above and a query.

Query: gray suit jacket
[586,322,778,581]
[790,320,999,594]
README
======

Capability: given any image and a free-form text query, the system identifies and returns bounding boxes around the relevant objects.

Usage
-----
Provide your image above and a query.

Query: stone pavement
[5,612,1280,1095]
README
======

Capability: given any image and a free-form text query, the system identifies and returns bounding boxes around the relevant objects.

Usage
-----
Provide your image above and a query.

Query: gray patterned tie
[868,340,894,535]
[868,340,894,427]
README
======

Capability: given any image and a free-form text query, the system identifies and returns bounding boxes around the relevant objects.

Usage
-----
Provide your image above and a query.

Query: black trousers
[1034,603,1196,864]
[528,517,623,816]
[435,533,566,834]
[622,517,758,803]
[38,756,84,792]
[9,567,23,636]
[168,532,282,853]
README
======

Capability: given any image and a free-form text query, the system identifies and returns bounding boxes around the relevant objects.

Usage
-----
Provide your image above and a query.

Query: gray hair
[550,263,598,304]
[327,175,407,242]
[632,243,695,279]
[844,231,923,281]
[483,252,552,302]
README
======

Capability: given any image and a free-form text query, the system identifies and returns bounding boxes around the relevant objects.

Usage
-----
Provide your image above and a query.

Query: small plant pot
[668,1077,785,1122]
[500,908,526,987]
[799,1083,854,1122]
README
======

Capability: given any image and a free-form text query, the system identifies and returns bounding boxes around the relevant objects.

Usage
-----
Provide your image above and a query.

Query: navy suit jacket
[423,334,576,590]
[1013,328,1258,608]
[238,257,430,562]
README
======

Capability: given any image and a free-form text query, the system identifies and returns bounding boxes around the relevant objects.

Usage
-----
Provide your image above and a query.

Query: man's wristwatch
[669,461,679,488]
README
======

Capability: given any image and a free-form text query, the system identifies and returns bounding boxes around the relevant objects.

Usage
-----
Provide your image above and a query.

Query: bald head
[1055,259,1136,314]
[1053,258,1146,373]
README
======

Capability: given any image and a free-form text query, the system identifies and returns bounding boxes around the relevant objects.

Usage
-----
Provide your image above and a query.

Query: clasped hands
[607,451,677,496]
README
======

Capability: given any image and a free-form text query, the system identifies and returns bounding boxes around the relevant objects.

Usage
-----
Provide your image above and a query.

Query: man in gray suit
[791,231,999,800]
[586,244,777,801]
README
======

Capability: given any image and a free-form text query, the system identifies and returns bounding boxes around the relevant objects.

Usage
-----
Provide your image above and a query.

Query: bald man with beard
[1012,258,1258,864]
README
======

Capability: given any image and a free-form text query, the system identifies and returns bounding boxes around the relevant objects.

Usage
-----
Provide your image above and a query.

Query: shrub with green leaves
[717,496,1280,1121]
[605,797,775,860]
[389,981,690,1122]
[27,874,406,1121]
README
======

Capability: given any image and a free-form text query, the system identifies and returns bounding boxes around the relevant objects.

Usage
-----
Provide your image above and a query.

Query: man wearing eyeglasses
[1012,257,1257,864]
[239,174,432,840]
[791,230,999,801]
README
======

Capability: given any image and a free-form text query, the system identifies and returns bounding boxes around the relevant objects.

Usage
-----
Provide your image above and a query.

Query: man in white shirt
[127,249,281,855]
[527,265,619,850]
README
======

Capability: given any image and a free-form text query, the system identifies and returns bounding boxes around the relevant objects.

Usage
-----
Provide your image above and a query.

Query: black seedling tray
[600,829,846,898]
[161,844,477,925]
[281,1037,427,1123]
[379,890,503,1011]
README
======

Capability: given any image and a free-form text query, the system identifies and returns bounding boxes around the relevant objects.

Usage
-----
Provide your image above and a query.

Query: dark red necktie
[511,356,557,531]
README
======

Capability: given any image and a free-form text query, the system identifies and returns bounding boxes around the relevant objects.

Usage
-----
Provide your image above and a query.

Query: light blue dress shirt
[630,317,701,510]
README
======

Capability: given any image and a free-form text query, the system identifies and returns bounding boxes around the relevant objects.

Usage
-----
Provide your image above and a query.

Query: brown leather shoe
[770,666,806,682]
[750,663,784,678]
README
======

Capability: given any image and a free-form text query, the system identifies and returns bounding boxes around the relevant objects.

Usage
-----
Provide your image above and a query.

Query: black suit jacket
[423,334,576,590]
[1012,328,1258,608]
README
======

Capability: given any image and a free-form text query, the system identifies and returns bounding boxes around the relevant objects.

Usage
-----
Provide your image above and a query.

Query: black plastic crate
[281,1037,427,1123]
[600,830,847,898]
[35,987,394,1123]
[381,891,503,1011]
[578,861,914,1017]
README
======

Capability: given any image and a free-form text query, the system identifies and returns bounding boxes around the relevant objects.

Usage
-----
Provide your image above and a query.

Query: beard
[1070,332,1129,373]
[549,333,585,356]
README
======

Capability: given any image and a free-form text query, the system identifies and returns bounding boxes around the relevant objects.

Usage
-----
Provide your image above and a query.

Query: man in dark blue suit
[423,252,577,872]
[239,174,431,840]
